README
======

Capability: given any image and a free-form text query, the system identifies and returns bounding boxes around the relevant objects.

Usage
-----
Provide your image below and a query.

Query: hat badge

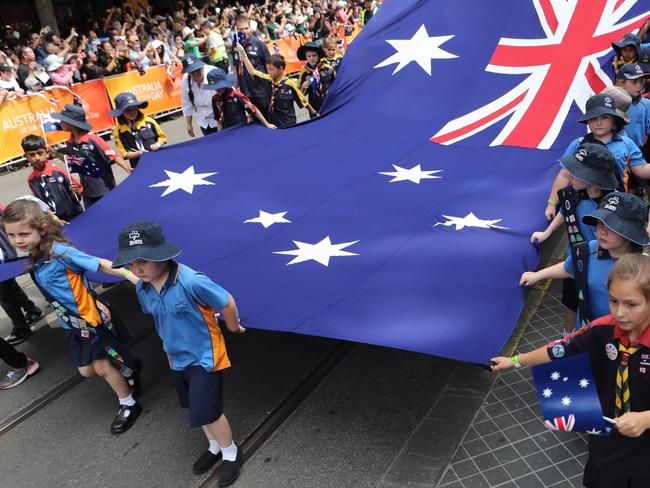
[604,195,619,212]
[574,147,587,162]
[603,96,613,108]
[129,230,143,246]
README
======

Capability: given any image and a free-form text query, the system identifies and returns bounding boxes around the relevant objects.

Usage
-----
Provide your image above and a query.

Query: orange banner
[0,88,74,163]
[103,65,182,117]
[71,79,114,133]
[266,37,305,73]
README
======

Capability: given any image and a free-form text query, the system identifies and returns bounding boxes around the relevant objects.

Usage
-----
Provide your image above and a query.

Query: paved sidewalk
[437,289,589,488]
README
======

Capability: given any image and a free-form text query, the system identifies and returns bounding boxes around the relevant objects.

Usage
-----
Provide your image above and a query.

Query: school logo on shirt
[129,231,143,246]
[174,301,188,314]
[605,343,618,361]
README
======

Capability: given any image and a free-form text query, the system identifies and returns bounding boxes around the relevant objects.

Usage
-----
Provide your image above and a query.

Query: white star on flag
[150,165,217,197]
[542,388,552,398]
[244,211,291,228]
[379,164,442,184]
[563,377,568,382]
[561,396,572,407]
[579,378,589,388]
[434,212,508,231]
[586,428,602,435]
[274,236,359,266]
[550,372,561,381]
[374,24,457,75]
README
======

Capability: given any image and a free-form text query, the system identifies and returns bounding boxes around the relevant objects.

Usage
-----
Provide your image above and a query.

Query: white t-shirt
[0,77,20,91]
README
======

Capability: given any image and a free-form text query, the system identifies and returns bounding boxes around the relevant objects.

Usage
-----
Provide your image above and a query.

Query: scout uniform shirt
[113,115,168,167]
[136,261,231,373]
[33,243,104,329]
[65,132,117,199]
[27,161,84,220]
[211,88,257,129]
[547,315,650,477]
[298,60,336,113]
[233,35,271,101]
[251,69,309,128]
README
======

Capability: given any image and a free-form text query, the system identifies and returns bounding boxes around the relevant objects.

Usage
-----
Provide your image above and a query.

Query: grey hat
[582,191,650,245]
[51,104,92,131]
[112,221,182,268]
[559,143,618,191]
[599,86,631,123]
[578,94,625,124]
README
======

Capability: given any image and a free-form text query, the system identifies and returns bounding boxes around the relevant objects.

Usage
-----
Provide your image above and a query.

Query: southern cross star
[379,164,442,184]
[244,211,291,228]
[150,165,217,197]
[274,236,359,266]
[542,388,552,398]
[579,378,589,388]
[434,212,508,231]
[561,396,572,407]
[374,24,457,75]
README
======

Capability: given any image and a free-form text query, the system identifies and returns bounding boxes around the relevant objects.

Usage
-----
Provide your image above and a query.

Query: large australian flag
[5,0,649,363]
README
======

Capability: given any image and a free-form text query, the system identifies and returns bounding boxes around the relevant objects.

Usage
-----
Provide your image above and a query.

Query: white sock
[208,439,220,455]
[119,393,136,407]
[220,441,237,462]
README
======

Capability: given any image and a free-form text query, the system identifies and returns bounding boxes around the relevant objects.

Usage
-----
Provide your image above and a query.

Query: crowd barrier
[0,26,363,166]
[0,65,183,165]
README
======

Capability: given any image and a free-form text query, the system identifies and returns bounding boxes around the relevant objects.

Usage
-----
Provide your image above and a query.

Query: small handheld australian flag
[532,353,610,435]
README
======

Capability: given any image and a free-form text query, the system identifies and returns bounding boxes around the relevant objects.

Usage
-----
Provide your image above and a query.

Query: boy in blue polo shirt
[113,221,244,485]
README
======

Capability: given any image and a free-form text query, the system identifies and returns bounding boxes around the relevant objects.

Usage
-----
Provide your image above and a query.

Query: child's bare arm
[221,295,245,333]
[490,345,552,371]
[531,211,563,244]
[520,261,571,287]
[98,258,139,285]
[546,169,570,220]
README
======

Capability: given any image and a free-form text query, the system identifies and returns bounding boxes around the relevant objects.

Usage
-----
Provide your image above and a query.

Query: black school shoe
[193,450,221,474]
[219,446,242,486]
[110,402,142,435]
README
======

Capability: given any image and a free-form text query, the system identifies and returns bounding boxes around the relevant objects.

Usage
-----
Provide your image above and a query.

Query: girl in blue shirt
[1,199,142,435]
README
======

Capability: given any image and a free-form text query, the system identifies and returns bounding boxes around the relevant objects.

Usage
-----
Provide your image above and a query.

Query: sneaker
[24,309,43,325]
[193,450,221,475]
[5,327,32,345]
[124,358,142,398]
[0,356,39,389]
[110,402,142,434]
[218,446,242,486]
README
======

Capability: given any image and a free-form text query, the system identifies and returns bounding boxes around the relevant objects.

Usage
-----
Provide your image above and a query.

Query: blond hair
[608,253,650,299]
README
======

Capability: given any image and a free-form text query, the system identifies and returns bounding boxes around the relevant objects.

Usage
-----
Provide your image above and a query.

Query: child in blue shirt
[615,64,650,150]
[522,191,649,329]
[545,94,649,221]
[112,221,244,484]
[1,199,142,434]
[531,142,618,336]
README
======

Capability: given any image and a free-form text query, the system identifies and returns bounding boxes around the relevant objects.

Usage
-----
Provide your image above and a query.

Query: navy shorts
[583,458,650,488]
[65,330,107,368]
[172,366,223,428]
[561,277,578,312]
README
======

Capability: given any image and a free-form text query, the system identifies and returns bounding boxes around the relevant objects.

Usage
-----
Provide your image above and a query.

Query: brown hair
[266,54,286,70]
[608,253,650,299]
[1,200,69,266]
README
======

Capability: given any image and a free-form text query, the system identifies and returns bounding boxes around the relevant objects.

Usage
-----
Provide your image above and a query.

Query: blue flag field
[3,0,648,363]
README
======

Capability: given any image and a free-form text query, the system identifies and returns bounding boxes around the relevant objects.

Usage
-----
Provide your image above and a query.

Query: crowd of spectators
[0,0,378,100]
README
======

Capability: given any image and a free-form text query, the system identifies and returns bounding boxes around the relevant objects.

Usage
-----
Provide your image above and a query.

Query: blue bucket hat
[582,191,650,245]
[108,92,149,117]
[112,221,182,268]
[181,54,205,74]
[51,104,92,131]
[612,34,640,57]
[201,68,237,91]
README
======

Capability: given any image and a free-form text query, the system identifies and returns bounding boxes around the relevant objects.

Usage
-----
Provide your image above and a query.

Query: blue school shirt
[626,98,650,149]
[32,242,103,328]
[136,261,231,373]
[564,240,615,328]
[562,135,645,182]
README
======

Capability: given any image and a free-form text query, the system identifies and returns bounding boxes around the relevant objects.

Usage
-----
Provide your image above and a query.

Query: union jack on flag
[431,0,648,149]
[544,414,576,431]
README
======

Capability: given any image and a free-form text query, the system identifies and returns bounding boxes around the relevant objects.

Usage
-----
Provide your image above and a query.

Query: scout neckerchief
[615,343,640,416]
[29,257,134,369]
[558,186,592,327]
